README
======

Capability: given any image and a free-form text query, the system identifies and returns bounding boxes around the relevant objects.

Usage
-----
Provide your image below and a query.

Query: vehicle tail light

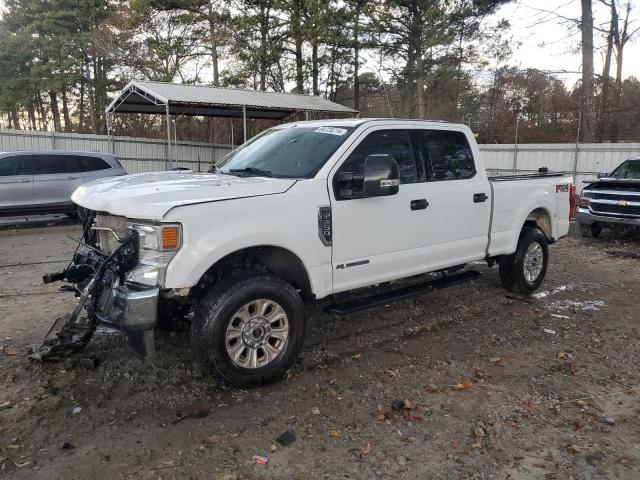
[569,184,577,219]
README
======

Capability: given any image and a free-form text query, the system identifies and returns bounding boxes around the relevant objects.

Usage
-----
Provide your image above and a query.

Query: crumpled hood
[71,171,296,220]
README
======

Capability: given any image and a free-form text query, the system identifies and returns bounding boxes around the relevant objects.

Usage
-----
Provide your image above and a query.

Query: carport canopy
[106,80,358,120]
[106,80,358,168]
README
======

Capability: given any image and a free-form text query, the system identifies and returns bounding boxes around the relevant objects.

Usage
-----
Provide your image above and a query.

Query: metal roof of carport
[106,80,358,119]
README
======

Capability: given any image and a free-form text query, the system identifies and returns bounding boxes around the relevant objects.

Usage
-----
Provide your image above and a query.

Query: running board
[324,270,481,316]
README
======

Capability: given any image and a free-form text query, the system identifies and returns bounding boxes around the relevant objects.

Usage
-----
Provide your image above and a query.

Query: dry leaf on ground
[453,379,473,390]
[471,428,485,449]
[567,444,581,454]
[520,399,536,413]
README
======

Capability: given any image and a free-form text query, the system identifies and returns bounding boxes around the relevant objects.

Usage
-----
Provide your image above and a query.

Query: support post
[230,118,234,150]
[305,110,309,121]
[106,113,114,154]
[242,105,247,144]
[165,104,172,170]
[512,116,519,172]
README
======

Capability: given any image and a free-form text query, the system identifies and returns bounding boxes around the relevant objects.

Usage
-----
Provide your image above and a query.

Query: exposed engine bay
[30,212,140,361]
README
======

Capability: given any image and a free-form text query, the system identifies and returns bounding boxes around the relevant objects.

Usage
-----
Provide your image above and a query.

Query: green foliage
[8,0,628,143]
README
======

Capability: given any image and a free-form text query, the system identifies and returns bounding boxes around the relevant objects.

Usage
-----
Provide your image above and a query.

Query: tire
[578,223,591,238]
[191,271,305,387]
[499,227,549,294]
[590,223,602,238]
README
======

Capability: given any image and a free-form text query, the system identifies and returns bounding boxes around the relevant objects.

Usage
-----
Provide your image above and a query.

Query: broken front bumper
[576,207,640,227]
[97,282,160,358]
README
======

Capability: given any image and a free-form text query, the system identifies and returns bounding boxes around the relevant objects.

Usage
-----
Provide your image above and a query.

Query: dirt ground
[0,221,639,480]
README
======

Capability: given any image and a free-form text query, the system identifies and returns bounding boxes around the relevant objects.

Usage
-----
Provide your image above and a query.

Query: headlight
[125,222,182,286]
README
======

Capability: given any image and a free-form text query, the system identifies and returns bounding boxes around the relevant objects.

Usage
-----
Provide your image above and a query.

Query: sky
[0,0,638,87]
[495,0,640,85]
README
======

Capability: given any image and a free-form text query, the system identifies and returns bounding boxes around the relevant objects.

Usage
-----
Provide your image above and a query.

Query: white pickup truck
[39,119,574,386]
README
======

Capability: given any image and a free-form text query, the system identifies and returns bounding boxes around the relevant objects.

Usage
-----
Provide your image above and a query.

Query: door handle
[18,178,31,183]
[410,199,429,210]
[473,193,488,203]
[65,176,80,180]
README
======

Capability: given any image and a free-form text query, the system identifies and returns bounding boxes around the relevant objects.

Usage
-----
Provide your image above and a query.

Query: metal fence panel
[481,142,640,190]
[0,128,233,174]
[2,129,639,190]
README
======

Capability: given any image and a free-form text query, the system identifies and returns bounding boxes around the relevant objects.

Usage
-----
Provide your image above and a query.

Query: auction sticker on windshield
[315,126,348,136]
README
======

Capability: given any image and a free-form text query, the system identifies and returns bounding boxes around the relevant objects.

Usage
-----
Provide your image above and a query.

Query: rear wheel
[499,227,549,294]
[191,272,305,387]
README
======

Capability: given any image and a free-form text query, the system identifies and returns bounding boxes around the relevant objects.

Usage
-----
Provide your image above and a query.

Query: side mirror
[363,154,400,197]
[597,172,608,179]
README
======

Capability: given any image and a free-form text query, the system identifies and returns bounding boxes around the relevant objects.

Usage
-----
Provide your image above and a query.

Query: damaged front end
[31,212,168,362]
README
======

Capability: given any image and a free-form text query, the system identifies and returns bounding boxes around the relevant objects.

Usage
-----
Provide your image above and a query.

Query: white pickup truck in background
[40,119,574,386]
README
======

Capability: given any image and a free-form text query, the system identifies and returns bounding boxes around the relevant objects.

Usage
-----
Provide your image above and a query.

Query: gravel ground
[0,222,639,480]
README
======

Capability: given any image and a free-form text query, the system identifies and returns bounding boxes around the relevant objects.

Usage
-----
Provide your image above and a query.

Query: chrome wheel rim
[523,242,544,283]
[225,299,289,369]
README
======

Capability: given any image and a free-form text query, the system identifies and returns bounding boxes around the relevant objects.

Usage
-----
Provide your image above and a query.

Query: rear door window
[0,155,37,176]
[413,130,476,181]
[75,155,111,172]
[34,155,80,175]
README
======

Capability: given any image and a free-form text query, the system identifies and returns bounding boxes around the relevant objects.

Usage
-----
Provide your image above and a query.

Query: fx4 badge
[555,184,569,193]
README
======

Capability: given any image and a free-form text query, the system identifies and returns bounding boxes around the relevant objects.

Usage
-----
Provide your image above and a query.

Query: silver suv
[0,150,126,216]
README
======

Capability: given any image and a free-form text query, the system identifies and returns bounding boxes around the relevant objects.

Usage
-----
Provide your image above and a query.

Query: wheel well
[191,246,313,301]
[524,208,553,241]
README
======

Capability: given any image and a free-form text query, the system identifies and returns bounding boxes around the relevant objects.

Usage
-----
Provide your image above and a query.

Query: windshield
[215,125,355,178]
[609,159,640,179]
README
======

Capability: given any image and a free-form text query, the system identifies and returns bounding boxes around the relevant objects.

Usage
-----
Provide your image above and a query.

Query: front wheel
[499,227,549,294]
[191,272,305,387]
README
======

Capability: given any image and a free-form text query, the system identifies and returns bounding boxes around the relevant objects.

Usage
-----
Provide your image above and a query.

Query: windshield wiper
[228,167,273,178]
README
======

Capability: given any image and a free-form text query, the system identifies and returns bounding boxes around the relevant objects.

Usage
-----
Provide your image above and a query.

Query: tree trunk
[328,45,337,100]
[598,8,614,142]
[78,78,85,131]
[61,90,72,132]
[292,0,304,93]
[27,102,37,130]
[49,92,62,132]
[353,4,360,111]
[416,48,425,118]
[610,43,623,142]
[312,38,319,95]
[10,108,21,130]
[36,92,47,130]
[580,0,595,142]
[454,22,465,118]
[259,6,270,91]
[208,2,220,86]
[86,58,97,133]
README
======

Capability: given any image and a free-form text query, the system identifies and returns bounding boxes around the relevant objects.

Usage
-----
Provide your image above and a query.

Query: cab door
[329,128,430,293]
[0,154,35,211]
[412,129,491,269]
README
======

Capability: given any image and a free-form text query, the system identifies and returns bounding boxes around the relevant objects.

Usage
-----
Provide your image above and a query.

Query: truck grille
[590,203,640,217]
[591,192,640,202]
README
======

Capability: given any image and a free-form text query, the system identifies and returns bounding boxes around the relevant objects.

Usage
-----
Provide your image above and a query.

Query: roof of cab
[278,118,464,129]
